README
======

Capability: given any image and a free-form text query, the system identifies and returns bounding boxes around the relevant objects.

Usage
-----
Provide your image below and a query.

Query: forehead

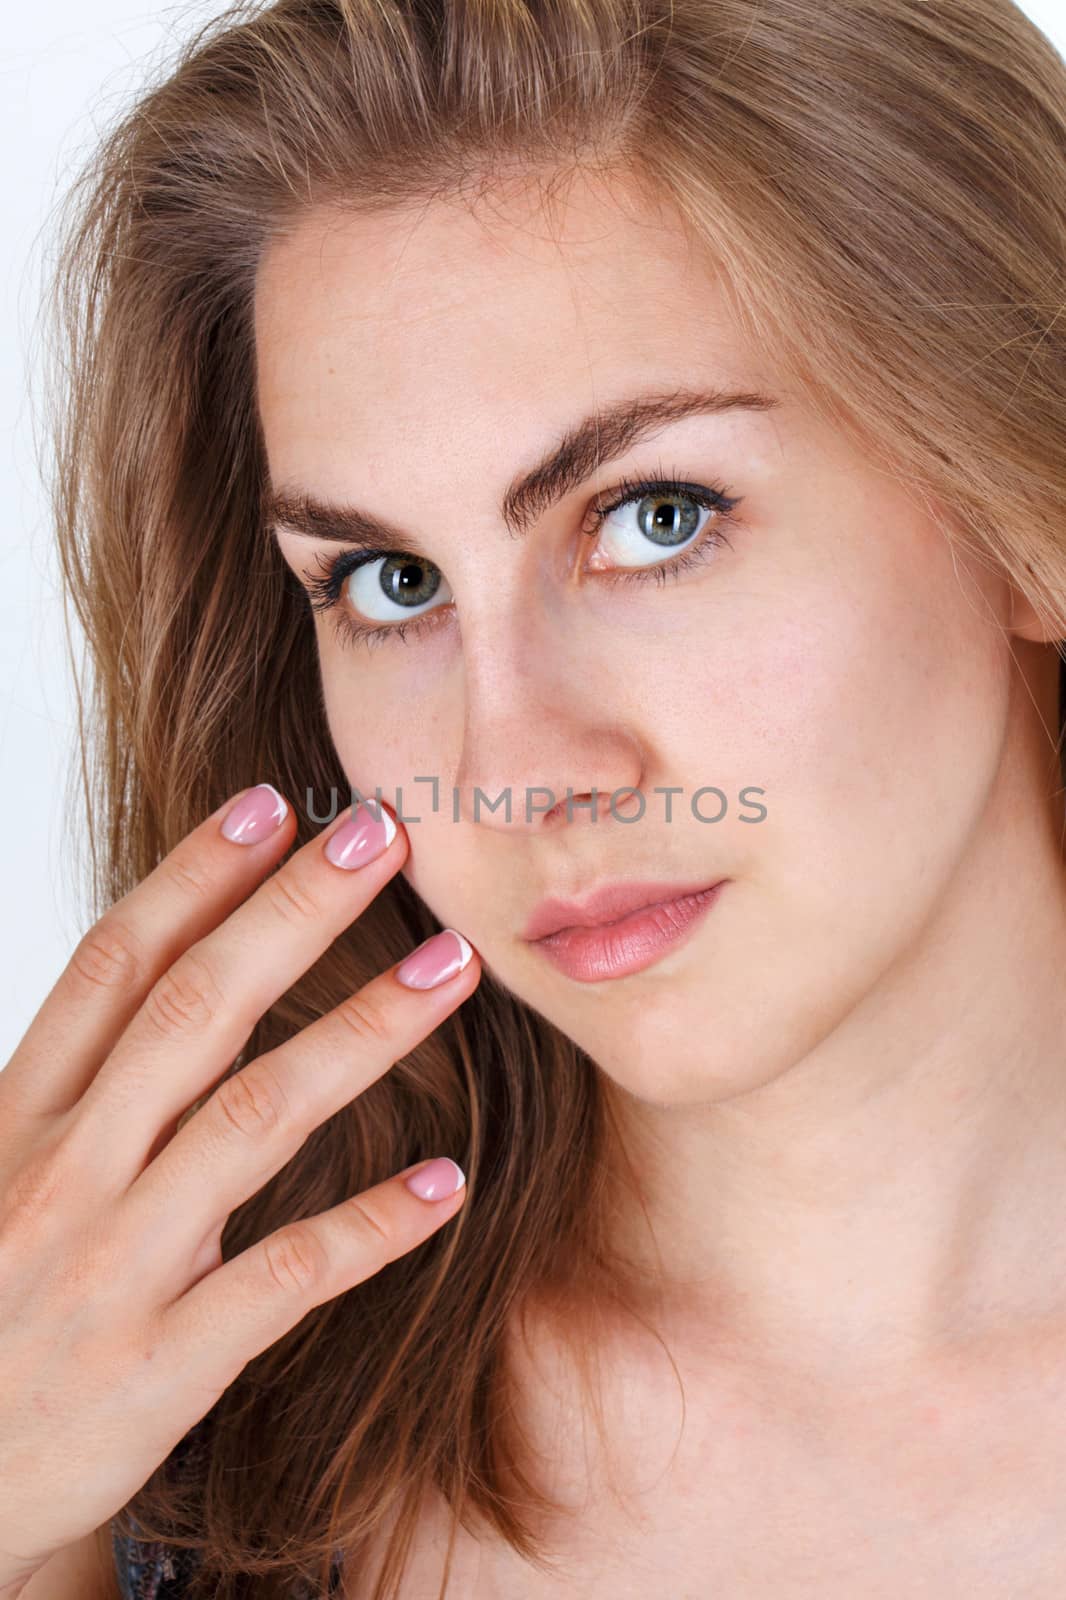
[253,171,771,474]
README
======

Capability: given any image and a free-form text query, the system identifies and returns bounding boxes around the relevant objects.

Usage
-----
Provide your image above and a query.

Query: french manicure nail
[395,929,474,989]
[404,1157,466,1200]
[220,784,289,844]
[324,801,397,869]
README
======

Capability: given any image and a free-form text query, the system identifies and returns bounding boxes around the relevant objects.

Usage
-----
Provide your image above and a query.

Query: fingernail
[220,784,289,844]
[404,1157,466,1200]
[395,929,474,990]
[324,801,397,869]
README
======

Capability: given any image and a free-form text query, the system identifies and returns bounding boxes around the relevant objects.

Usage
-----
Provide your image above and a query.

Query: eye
[584,471,741,577]
[301,549,453,651]
[342,553,451,624]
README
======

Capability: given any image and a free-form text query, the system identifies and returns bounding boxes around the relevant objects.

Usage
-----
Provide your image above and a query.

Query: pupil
[641,494,699,547]
[381,556,441,608]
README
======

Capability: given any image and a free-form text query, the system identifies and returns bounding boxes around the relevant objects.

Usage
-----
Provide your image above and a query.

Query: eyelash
[301,464,743,652]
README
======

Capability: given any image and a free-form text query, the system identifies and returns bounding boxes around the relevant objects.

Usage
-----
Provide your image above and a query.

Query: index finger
[2,785,296,1123]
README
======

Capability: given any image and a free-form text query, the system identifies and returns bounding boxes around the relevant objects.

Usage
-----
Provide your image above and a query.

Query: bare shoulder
[20,1526,117,1600]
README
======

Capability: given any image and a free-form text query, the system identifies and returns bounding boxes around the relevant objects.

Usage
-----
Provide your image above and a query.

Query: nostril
[542,791,606,824]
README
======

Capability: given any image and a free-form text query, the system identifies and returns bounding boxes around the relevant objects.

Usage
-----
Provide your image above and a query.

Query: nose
[452,624,645,834]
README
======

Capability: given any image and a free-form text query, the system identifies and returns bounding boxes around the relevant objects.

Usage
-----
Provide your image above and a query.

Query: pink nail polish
[404,1157,466,1200]
[324,801,397,869]
[395,929,474,989]
[220,784,289,844]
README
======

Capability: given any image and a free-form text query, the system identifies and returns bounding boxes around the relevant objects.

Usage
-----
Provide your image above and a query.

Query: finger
[157,1157,468,1387]
[0,786,295,1126]
[69,798,410,1190]
[115,931,481,1284]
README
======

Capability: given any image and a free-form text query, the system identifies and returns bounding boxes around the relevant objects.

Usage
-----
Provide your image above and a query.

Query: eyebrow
[266,383,780,551]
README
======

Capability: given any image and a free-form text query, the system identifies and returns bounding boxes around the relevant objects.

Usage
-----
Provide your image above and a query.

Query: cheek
[732,521,1011,945]
[320,640,453,783]
[319,652,463,898]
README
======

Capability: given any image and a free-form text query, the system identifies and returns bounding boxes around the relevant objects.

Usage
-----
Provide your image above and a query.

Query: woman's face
[255,168,1051,1107]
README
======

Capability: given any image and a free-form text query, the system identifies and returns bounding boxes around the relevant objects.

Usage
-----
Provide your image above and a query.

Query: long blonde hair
[39,0,1066,1594]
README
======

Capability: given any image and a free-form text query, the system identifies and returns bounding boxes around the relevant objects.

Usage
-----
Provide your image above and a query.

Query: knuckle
[57,1227,123,1304]
[334,991,392,1050]
[344,1193,393,1251]
[161,851,215,903]
[262,870,321,928]
[0,1150,66,1243]
[263,1222,328,1296]
[212,1060,291,1141]
[141,950,225,1041]
[69,918,143,995]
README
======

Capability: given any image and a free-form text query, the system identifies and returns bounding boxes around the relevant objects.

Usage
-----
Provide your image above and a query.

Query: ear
[1007,580,1063,644]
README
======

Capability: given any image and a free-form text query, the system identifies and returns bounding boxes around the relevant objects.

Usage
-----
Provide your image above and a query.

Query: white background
[2,0,1064,1065]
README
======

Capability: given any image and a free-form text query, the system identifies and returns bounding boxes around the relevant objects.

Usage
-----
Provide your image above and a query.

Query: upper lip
[522,878,725,942]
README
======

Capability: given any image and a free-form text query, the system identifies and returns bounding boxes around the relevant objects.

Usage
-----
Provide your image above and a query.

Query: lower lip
[530,882,726,983]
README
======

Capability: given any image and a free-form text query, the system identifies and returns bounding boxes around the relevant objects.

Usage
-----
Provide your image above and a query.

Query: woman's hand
[0,786,479,1596]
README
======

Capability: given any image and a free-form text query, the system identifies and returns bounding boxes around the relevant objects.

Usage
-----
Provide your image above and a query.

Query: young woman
[5,0,1066,1594]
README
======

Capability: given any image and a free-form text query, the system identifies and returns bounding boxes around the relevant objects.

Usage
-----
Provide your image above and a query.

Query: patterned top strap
[110,1418,347,1596]
[110,1419,209,1598]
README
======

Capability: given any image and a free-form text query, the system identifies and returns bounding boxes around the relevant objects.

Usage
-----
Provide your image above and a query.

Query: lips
[522,878,726,942]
